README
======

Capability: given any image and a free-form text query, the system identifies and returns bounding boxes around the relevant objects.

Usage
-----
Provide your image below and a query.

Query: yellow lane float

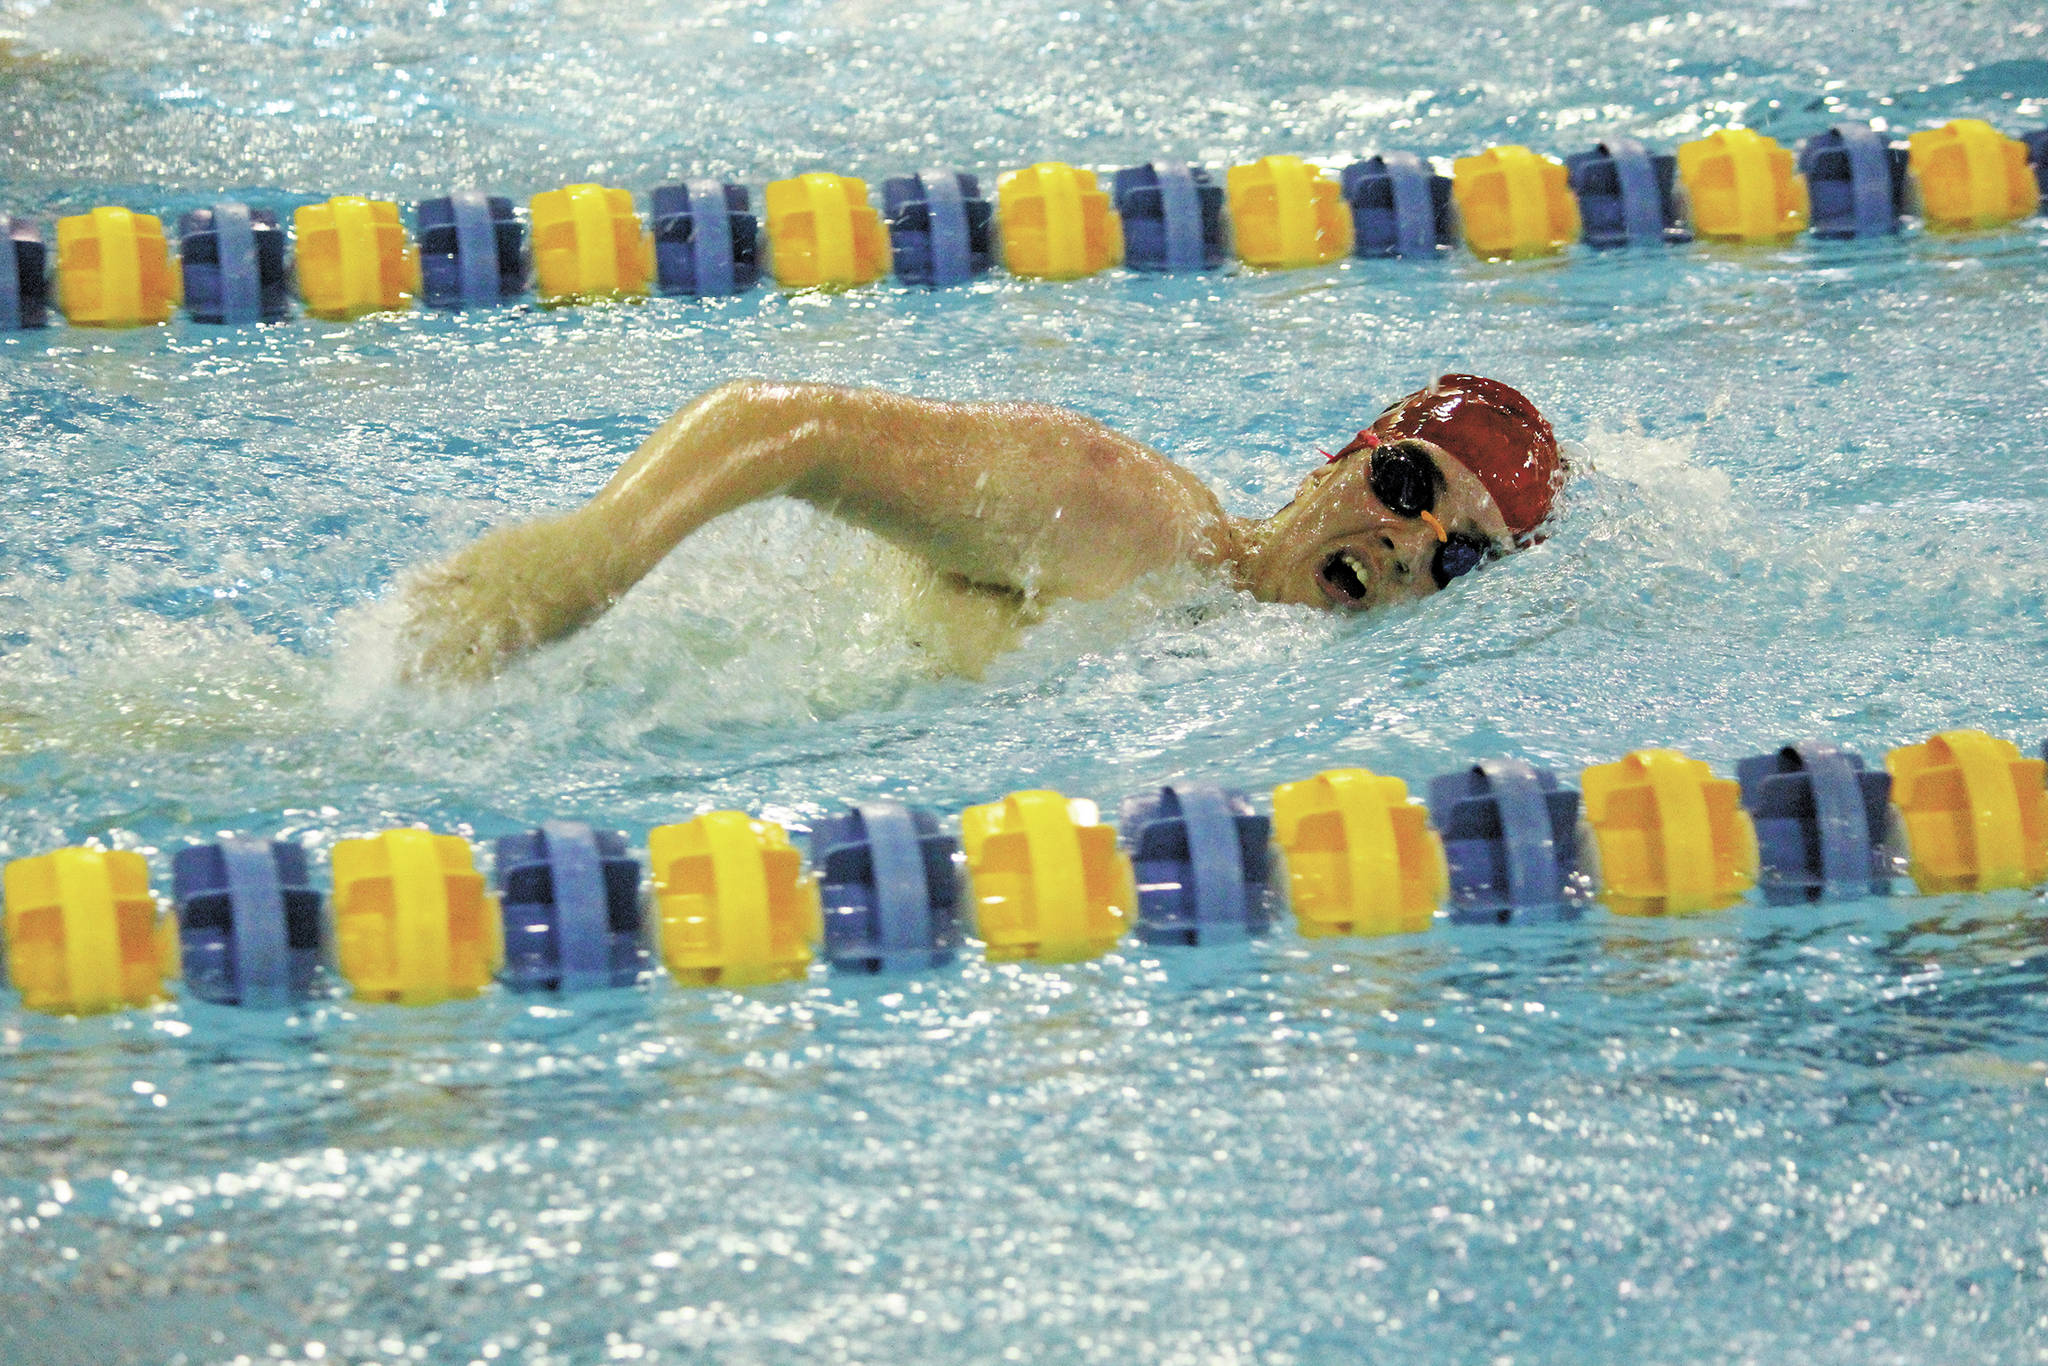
[1226,154,1351,268]
[996,162,1123,280]
[529,182,653,303]
[1580,749,1758,916]
[960,790,1133,961]
[1907,119,2039,232]
[330,829,500,1004]
[1451,145,1581,259]
[2,847,175,1014]
[1675,129,1810,244]
[764,172,890,289]
[649,812,820,986]
[55,207,181,326]
[1270,768,1447,936]
[293,196,418,320]
[1885,730,2047,894]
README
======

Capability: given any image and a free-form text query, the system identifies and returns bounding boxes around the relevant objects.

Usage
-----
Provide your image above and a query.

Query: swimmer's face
[1249,438,1514,610]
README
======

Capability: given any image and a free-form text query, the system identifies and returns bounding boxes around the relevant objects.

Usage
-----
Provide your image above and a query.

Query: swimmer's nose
[1372,521,1451,591]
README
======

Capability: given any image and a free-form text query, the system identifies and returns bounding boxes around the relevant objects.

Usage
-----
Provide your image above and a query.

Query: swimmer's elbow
[699,377,849,422]
[698,379,848,458]
[699,377,777,411]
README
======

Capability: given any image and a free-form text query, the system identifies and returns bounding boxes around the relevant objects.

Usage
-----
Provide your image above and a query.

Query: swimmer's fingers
[395,561,523,684]
[395,514,615,684]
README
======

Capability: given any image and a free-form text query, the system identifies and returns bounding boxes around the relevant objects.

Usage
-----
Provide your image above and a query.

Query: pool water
[4,2,2048,1362]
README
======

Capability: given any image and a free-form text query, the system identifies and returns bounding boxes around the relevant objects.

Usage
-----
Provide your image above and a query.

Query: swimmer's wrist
[573,503,673,598]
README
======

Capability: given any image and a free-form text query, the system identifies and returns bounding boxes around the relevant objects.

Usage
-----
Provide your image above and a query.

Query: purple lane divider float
[650,181,759,297]
[172,839,327,1007]
[495,821,649,992]
[1117,785,1274,946]
[0,213,48,330]
[884,170,994,286]
[1565,139,1691,248]
[1112,161,1228,272]
[1341,152,1456,259]
[1797,124,1909,240]
[180,203,290,324]
[1427,760,1584,923]
[811,801,962,973]
[1734,742,1897,904]
[418,191,527,307]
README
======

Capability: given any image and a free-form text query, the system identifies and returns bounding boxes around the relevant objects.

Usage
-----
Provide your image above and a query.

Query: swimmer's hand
[396,511,619,683]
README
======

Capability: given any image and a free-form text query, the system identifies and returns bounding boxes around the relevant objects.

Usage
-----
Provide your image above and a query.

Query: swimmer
[397,373,1563,680]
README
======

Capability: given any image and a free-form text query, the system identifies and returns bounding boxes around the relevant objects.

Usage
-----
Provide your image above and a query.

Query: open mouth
[1316,548,1371,607]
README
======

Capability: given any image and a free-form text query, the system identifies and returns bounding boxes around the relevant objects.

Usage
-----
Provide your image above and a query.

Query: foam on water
[4,1,2048,1362]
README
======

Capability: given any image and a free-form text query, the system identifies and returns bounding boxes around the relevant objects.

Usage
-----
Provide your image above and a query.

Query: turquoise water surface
[3,2,2048,1362]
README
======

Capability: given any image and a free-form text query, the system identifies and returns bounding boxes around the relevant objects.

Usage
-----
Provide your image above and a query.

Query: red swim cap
[1345,374,1563,539]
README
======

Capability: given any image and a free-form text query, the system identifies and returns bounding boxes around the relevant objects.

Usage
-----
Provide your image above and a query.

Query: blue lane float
[811,801,962,973]
[1797,124,1908,239]
[179,203,289,324]
[0,213,48,330]
[1564,139,1691,248]
[2025,130,2048,209]
[417,191,526,308]
[171,839,326,1007]
[649,181,759,297]
[1734,743,1896,904]
[1112,161,1228,272]
[495,821,648,992]
[1117,785,1274,945]
[883,170,994,286]
[1426,760,1584,923]
[1340,153,1456,258]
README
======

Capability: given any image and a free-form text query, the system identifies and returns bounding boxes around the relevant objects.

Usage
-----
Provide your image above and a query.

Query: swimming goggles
[1355,436,1497,589]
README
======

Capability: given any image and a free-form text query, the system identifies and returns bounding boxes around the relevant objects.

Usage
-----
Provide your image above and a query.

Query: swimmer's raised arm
[602,381,1237,595]
[397,380,1239,679]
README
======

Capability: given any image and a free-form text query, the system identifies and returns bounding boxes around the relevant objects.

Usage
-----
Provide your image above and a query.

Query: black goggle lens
[1368,445,1438,519]
[1431,532,1491,589]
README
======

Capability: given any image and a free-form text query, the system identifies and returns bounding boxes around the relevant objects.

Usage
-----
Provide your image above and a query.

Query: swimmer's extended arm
[398,381,1236,679]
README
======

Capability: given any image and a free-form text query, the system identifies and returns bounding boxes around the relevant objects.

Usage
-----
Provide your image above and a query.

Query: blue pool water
[4,2,2048,1362]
